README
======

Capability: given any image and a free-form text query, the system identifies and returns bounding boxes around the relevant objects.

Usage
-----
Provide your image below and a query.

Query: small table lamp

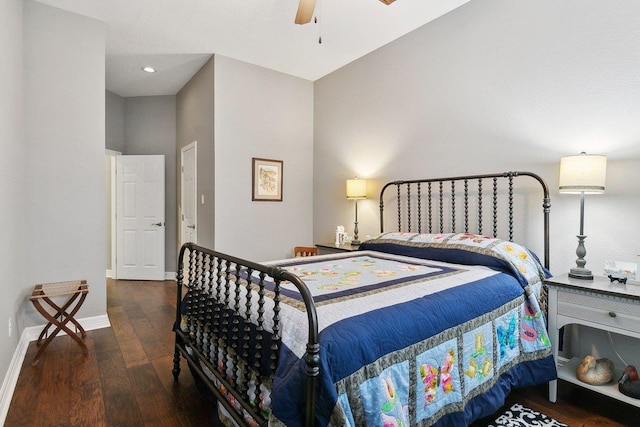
[559,152,607,279]
[346,178,366,245]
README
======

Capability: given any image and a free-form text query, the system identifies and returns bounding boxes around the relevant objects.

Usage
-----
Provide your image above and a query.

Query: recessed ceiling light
[142,66,156,73]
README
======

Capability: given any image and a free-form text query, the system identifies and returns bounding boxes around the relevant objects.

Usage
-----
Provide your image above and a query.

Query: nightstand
[546,273,640,408]
[315,242,360,255]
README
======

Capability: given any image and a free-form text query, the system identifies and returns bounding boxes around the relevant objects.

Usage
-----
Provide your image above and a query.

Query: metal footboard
[173,243,319,426]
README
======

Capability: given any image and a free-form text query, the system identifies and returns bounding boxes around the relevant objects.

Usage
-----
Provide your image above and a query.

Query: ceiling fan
[295,0,396,24]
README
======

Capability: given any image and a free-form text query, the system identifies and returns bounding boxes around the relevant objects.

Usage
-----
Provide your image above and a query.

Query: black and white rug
[486,403,568,427]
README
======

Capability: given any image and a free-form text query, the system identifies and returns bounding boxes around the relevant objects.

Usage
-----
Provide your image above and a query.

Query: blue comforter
[269,233,556,427]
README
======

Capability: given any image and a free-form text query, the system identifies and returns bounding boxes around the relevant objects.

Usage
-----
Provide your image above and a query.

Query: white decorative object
[576,355,614,385]
[604,260,638,281]
[335,225,345,246]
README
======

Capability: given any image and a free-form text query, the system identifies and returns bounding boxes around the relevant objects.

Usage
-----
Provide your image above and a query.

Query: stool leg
[35,294,79,345]
[31,292,88,365]
[31,299,59,366]
[42,294,88,351]
[47,293,87,338]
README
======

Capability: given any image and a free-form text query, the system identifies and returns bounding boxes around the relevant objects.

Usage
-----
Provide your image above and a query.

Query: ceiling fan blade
[294,0,316,24]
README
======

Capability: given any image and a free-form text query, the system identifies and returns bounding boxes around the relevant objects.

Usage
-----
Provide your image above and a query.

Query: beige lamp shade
[559,153,607,194]
[346,178,367,199]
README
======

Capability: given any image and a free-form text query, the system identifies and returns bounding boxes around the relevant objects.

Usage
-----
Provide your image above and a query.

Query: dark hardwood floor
[6,279,213,427]
[6,279,640,426]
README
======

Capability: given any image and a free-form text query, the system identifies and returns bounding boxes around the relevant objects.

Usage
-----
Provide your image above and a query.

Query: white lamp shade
[559,154,607,194]
[346,178,367,199]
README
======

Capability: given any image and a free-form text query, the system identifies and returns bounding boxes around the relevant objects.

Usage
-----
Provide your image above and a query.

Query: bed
[173,171,557,427]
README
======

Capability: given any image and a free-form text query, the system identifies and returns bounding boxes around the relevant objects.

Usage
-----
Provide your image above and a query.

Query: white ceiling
[35,0,470,97]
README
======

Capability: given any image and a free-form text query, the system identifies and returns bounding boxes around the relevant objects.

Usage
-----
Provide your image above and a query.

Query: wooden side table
[29,279,89,366]
[546,273,640,408]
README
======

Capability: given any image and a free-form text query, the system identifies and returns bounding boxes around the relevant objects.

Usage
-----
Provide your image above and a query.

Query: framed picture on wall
[252,157,283,201]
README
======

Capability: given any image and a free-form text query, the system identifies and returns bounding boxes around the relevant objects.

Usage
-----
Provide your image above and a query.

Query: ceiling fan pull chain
[316,0,322,44]
[316,15,321,44]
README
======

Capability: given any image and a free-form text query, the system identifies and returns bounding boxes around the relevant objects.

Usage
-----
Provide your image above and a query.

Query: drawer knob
[608,311,617,318]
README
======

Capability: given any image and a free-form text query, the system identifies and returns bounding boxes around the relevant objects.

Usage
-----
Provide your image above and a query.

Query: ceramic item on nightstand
[576,355,614,385]
[619,365,640,399]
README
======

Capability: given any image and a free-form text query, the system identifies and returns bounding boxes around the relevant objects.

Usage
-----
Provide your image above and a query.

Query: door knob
[152,222,165,226]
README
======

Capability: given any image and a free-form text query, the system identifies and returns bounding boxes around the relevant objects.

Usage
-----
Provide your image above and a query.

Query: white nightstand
[546,273,640,408]
[315,243,360,255]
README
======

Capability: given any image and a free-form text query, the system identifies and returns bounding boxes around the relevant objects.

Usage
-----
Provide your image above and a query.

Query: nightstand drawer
[558,290,640,332]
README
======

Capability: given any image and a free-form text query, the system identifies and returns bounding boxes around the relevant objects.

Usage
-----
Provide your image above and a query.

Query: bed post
[273,268,320,426]
[522,172,551,270]
[511,171,550,269]
[173,242,190,382]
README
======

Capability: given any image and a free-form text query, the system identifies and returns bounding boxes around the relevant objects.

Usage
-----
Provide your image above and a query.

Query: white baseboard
[23,314,110,341]
[0,329,30,426]
[0,314,111,425]
[106,270,175,281]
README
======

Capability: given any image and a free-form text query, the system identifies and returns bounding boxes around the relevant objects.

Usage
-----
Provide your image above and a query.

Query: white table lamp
[346,178,366,245]
[559,152,607,279]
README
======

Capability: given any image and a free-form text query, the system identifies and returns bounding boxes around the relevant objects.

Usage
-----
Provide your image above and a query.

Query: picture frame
[252,157,283,201]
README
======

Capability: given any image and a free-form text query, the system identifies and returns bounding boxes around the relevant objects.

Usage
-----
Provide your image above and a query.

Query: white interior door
[181,142,197,246]
[116,155,165,280]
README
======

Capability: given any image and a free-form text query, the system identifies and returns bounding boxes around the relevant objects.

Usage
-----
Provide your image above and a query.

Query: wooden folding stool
[29,279,89,366]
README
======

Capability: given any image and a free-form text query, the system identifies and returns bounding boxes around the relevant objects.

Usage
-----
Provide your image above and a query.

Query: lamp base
[569,267,593,280]
[351,240,361,246]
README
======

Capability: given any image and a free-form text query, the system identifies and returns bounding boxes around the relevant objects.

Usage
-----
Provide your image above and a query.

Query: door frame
[106,149,121,279]
[181,141,198,247]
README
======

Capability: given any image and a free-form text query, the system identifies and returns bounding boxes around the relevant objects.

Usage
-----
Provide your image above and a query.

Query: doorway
[181,141,197,247]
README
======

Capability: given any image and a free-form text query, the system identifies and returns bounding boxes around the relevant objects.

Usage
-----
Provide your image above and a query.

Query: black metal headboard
[379,171,550,268]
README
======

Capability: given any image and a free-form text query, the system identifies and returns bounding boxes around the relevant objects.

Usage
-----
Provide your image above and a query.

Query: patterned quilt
[267,233,556,427]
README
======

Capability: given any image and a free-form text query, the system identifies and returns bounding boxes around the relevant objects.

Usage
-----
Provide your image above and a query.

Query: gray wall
[176,56,215,250]
[0,0,25,388]
[314,0,640,275]
[214,55,314,261]
[105,90,124,153]
[314,0,640,368]
[22,1,106,325]
[123,96,178,272]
